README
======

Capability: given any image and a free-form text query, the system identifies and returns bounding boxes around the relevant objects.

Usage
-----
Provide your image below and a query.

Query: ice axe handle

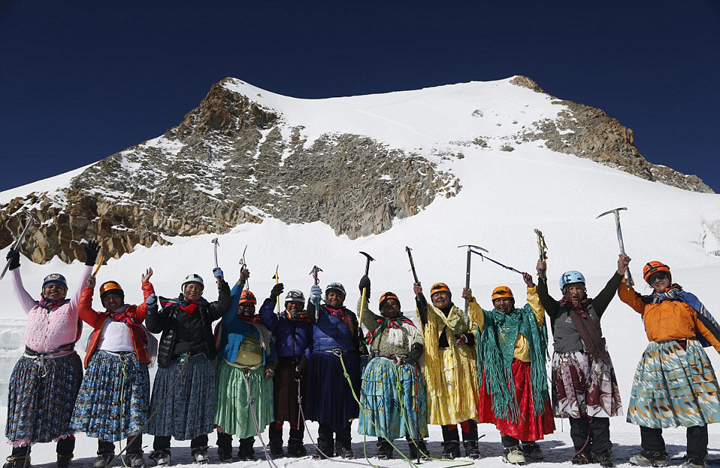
[406,247,420,284]
[464,248,471,320]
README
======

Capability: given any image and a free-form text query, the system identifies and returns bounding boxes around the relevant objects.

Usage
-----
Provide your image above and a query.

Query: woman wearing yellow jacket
[617,256,720,468]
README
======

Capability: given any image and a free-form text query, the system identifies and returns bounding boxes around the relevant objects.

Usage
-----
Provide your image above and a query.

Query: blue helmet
[559,270,586,292]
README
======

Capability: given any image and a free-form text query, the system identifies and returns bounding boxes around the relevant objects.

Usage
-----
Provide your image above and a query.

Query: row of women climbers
[4,243,720,468]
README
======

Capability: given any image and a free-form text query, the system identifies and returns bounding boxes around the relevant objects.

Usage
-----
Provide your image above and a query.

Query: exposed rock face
[0,78,459,262]
[509,77,712,193]
[0,76,711,263]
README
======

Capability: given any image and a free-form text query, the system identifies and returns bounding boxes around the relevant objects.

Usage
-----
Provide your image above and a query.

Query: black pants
[154,434,208,453]
[570,417,611,455]
[640,426,707,459]
[441,420,478,442]
[502,435,534,448]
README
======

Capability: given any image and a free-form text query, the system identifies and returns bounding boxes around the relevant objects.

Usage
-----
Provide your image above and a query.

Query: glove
[400,343,424,364]
[6,248,20,271]
[145,293,157,307]
[270,283,284,299]
[310,284,322,303]
[84,240,100,266]
[359,275,371,297]
[213,267,224,280]
[296,355,309,378]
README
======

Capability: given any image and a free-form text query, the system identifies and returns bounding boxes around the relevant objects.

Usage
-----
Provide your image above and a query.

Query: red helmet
[238,290,257,305]
[643,261,671,283]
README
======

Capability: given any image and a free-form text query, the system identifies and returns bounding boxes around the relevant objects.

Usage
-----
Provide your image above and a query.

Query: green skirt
[215,360,274,438]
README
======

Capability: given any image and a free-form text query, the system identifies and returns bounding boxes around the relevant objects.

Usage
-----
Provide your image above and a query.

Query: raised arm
[536,260,559,319]
[414,282,429,325]
[77,275,106,328]
[71,241,100,309]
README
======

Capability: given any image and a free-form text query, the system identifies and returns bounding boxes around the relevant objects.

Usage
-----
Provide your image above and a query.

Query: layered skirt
[477,359,555,441]
[5,352,83,446]
[272,357,305,425]
[551,350,622,419]
[306,349,360,432]
[72,351,150,442]
[215,360,273,439]
[425,347,478,425]
[147,353,216,441]
[627,339,720,428]
[358,357,428,440]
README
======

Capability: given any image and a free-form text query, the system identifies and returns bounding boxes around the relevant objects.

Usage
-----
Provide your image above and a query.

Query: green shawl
[476,304,549,422]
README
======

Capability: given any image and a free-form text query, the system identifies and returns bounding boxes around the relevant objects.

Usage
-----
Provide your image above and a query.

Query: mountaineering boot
[596,452,616,468]
[464,440,481,459]
[335,427,355,459]
[148,450,171,466]
[287,429,307,457]
[191,450,208,465]
[216,432,232,463]
[237,437,255,461]
[4,446,30,468]
[376,438,393,460]
[630,451,670,467]
[269,439,284,458]
[442,441,461,460]
[94,441,115,468]
[268,423,284,457]
[57,437,75,468]
[682,456,707,468]
[408,439,429,460]
[571,452,592,465]
[125,453,145,468]
[313,424,334,459]
[522,442,544,460]
[503,446,527,465]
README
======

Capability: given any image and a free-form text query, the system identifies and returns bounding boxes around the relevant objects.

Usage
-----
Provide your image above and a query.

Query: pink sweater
[12,266,92,353]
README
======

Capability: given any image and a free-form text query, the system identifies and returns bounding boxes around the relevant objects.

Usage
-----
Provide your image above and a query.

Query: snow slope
[1,78,719,465]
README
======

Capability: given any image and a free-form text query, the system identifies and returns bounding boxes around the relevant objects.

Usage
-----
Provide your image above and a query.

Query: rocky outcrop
[510,77,712,193]
[0,78,459,263]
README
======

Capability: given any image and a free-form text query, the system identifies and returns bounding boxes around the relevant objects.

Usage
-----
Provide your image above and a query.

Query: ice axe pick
[458,244,488,321]
[596,207,634,289]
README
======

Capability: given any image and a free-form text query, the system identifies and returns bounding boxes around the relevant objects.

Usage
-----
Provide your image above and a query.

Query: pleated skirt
[551,350,622,419]
[273,357,306,424]
[627,339,720,428]
[5,352,83,446]
[358,357,428,440]
[71,350,150,442]
[425,347,478,425]
[147,354,216,441]
[306,350,360,432]
[215,360,273,439]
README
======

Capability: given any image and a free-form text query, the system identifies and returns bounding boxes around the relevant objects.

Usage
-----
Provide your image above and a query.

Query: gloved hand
[296,355,309,378]
[6,248,20,271]
[84,240,100,266]
[400,342,424,364]
[270,283,284,299]
[359,275,371,297]
[213,267,224,280]
[310,284,322,303]
[145,293,157,307]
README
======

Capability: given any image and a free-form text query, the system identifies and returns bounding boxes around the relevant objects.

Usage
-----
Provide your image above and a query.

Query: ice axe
[405,246,420,284]
[596,207,634,289]
[272,265,280,313]
[239,245,249,290]
[358,251,375,325]
[458,244,488,321]
[309,265,323,319]
[470,248,524,275]
[1,212,38,280]
[211,238,220,285]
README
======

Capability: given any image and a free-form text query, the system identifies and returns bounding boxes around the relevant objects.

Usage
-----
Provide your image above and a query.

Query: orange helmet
[430,282,451,297]
[643,261,671,283]
[99,281,124,300]
[238,290,257,305]
[491,286,514,301]
[379,292,401,310]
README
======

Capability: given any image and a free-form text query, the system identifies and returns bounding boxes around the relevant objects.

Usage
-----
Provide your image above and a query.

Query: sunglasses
[649,272,669,284]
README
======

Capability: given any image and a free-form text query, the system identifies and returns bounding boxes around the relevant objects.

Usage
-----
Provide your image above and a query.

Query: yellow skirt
[426,346,479,425]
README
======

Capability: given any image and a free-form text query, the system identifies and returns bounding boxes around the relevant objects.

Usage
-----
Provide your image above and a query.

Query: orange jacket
[617,280,720,353]
[78,281,155,368]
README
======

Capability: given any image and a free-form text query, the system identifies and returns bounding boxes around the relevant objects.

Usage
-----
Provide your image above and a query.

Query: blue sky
[1,0,719,192]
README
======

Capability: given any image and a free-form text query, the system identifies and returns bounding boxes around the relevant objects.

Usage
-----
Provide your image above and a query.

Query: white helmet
[285,290,305,304]
[181,274,205,293]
